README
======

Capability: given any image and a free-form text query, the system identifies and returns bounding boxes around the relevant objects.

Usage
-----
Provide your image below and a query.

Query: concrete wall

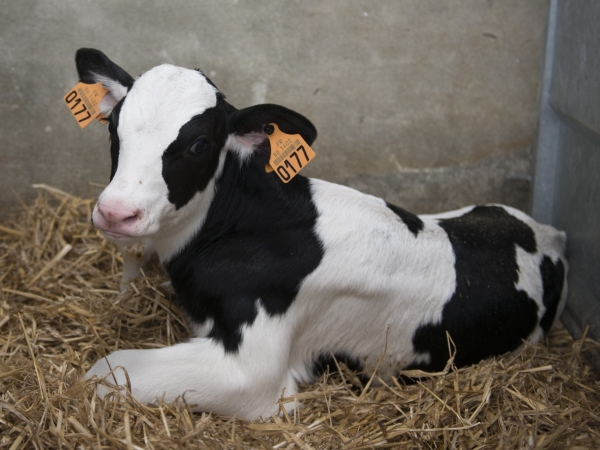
[532,0,600,371]
[0,0,548,220]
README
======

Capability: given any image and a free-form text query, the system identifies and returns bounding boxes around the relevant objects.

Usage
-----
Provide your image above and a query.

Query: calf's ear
[75,48,134,116]
[226,104,317,157]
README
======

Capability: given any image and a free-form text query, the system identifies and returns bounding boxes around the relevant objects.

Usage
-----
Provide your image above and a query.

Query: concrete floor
[0,0,548,219]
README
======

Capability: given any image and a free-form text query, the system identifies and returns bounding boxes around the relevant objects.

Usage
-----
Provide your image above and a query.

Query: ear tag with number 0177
[63,82,109,128]
[264,123,316,183]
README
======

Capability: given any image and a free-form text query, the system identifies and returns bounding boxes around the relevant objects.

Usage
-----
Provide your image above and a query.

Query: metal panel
[531,0,600,372]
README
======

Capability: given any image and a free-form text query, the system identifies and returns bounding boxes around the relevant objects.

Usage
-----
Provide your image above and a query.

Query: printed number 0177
[276,145,309,181]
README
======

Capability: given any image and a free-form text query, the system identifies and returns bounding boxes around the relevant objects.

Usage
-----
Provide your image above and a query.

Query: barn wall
[531,0,600,371]
[0,0,547,219]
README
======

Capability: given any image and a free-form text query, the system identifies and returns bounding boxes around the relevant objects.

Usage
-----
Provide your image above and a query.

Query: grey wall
[531,0,600,371]
[0,0,548,220]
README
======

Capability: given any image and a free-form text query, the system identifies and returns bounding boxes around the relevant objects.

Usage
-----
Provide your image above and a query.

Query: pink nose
[95,202,140,234]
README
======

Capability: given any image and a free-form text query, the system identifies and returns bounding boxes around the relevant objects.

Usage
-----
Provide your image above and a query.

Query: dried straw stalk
[0,186,599,449]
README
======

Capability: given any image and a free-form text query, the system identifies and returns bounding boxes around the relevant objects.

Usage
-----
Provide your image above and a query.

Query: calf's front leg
[119,239,155,291]
[85,308,296,419]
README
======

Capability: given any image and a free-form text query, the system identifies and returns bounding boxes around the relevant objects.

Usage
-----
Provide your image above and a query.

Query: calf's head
[75,49,316,253]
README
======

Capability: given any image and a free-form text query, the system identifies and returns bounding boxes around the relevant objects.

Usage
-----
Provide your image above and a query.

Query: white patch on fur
[510,208,569,331]
[188,318,214,338]
[514,246,543,307]
[284,179,457,381]
[513,244,549,346]
[487,204,569,330]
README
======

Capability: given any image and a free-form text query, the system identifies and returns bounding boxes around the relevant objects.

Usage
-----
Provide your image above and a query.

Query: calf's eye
[190,139,209,154]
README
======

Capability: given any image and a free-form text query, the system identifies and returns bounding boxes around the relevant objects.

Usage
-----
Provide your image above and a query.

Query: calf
[76,49,568,419]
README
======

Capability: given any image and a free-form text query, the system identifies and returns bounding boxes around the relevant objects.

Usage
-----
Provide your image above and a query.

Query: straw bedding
[0,185,599,449]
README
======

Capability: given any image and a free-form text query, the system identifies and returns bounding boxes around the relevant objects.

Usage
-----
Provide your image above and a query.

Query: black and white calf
[76,49,568,419]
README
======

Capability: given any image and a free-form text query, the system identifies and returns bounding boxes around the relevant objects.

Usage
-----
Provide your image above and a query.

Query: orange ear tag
[63,82,109,128]
[264,123,316,183]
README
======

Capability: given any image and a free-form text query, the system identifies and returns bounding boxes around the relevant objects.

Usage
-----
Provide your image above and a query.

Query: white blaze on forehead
[118,64,218,146]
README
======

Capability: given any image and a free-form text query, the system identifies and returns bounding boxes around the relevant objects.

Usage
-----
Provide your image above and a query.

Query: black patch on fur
[312,352,369,386]
[107,100,125,180]
[161,96,230,209]
[408,206,539,371]
[539,256,565,333]
[385,202,424,237]
[164,152,324,352]
[75,48,134,90]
